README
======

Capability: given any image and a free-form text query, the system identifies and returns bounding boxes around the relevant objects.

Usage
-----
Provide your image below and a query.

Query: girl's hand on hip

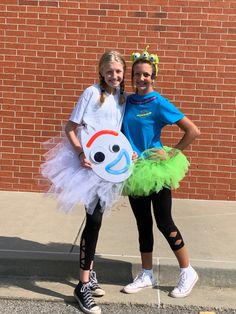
[168,148,180,158]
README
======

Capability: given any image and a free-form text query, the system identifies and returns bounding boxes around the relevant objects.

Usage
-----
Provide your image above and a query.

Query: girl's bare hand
[132,151,138,161]
[145,149,167,160]
[79,153,92,169]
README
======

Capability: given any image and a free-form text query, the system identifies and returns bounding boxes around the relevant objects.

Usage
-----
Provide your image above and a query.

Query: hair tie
[78,151,84,159]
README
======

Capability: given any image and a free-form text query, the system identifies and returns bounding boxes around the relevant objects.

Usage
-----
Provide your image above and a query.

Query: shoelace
[131,272,147,287]
[176,271,188,291]
[90,270,100,289]
[90,270,98,283]
[80,283,97,308]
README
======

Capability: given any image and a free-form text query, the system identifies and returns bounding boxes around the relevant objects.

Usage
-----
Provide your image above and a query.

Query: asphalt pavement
[0,299,235,314]
[0,191,235,312]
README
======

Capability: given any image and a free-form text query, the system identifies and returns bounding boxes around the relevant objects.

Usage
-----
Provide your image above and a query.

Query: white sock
[143,268,153,276]
[180,264,192,272]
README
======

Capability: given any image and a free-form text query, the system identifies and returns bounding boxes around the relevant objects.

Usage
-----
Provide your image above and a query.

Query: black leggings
[80,202,103,270]
[129,188,185,253]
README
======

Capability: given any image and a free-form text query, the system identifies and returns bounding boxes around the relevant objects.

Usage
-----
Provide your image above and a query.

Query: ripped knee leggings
[80,202,103,270]
[129,188,185,253]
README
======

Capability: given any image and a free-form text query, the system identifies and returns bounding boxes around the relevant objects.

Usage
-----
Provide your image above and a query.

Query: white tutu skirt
[41,136,123,215]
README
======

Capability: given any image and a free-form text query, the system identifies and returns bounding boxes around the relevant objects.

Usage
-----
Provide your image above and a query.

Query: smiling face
[132,61,154,95]
[101,62,124,92]
[81,129,133,183]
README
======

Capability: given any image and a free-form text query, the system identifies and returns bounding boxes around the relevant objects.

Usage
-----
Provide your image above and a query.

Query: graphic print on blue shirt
[136,110,152,118]
[122,91,185,156]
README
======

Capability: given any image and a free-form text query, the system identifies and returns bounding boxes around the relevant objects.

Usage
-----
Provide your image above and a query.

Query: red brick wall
[1,0,236,200]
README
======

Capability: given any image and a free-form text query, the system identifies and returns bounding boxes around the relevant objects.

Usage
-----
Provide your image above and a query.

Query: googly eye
[141,52,149,58]
[132,52,140,60]
[90,146,106,163]
[149,54,159,64]
[149,54,156,62]
[110,144,120,153]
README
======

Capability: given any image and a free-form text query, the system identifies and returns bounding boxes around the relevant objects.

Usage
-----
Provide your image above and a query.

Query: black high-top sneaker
[89,270,105,297]
[74,281,101,314]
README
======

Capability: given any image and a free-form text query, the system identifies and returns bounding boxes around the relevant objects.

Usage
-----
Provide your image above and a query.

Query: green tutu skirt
[123,147,189,197]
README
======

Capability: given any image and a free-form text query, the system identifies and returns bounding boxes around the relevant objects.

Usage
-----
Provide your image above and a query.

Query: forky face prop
[81,129,133,183]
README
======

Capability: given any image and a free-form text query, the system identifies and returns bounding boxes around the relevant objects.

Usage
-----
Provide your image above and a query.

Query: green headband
[131,46,159,74]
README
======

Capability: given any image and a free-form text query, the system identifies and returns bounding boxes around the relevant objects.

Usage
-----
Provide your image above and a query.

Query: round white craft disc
[81,129,133,183]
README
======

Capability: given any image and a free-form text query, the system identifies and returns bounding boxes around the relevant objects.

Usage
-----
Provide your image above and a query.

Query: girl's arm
[174,116,200,151]
[65,120,83,154]
[65,120,92,168]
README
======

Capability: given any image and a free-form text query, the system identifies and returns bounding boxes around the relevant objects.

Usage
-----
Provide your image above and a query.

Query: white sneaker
[170,266,198,298]
[122,270,157,294]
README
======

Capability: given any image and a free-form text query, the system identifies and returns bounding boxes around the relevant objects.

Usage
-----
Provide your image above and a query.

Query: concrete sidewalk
[0,191,235,310]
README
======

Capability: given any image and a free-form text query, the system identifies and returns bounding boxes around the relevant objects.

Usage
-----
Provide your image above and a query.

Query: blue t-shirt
[122,91,185,156]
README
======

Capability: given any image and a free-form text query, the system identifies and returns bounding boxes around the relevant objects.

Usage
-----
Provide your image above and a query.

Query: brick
[0,1,235,200]
[100,4,120,10]
[39,1,58,7]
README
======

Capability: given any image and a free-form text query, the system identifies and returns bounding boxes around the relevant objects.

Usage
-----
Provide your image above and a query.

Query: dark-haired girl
[122,47,200,298]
